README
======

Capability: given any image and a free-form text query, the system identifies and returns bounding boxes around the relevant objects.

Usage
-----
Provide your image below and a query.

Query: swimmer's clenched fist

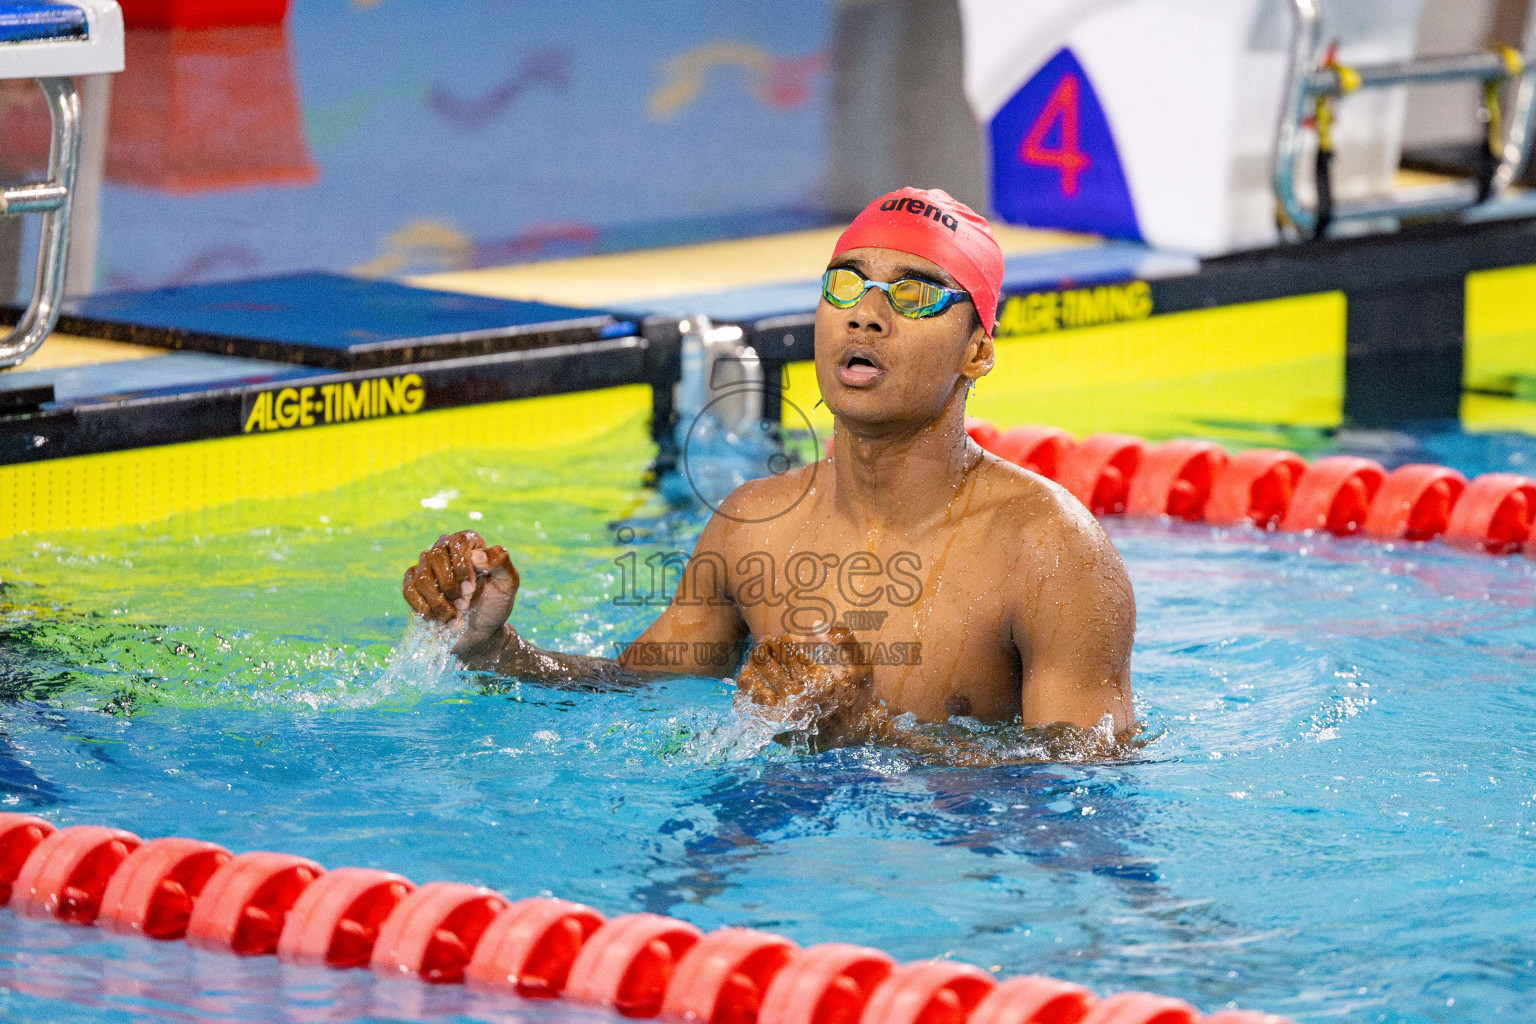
[734,625,887,747]
[402,529,722,685]
[402,530,518,657]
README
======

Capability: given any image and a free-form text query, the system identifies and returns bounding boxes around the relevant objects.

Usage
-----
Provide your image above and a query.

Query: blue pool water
[0,421,1533,1023]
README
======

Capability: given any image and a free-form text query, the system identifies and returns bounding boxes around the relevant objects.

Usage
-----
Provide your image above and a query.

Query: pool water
[0,416,1534,1024]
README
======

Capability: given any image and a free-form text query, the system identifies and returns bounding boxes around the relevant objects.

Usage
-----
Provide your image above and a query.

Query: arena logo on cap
[880,196,959,232]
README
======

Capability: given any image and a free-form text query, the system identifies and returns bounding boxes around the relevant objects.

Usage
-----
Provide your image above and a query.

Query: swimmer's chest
[726,524,1023,720]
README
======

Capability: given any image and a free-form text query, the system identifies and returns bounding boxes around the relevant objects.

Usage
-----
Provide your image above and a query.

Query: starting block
[0,1,122,367]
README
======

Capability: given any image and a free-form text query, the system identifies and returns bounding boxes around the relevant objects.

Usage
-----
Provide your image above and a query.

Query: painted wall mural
[3,0,833,297]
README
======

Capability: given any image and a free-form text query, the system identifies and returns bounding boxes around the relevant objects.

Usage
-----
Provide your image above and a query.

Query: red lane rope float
[758,943,895,1024]
[889,415,1531,558]
[98,837,231,940]
[566,912,705,1017]
[992,427,1075,480]
[969,976,1096,1024]
[858,961,995,1024]
[0,813,55,905]
[1127,441,1228,521]
[1079,992,1199,1024]
[467,896,606,997]
[0,817,1302,1024]
[277,866,414,967]
[662,926,798,1024]
[185,850,323,955]
[370,881,509,984]
[12,824,141,924]
[1279,456,1386,537]
[1058,434,1147,516]
[1362,464,1467,542]
[1202,449,1308,530]
[1444,473,1536,554]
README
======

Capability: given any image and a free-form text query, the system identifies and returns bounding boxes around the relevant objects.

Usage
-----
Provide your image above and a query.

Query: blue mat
[0,353,320,405]
[0,2,86,43]
[55,272,633,370]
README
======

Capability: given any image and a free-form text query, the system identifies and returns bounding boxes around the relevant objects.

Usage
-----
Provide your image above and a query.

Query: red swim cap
[830,187,1005,337]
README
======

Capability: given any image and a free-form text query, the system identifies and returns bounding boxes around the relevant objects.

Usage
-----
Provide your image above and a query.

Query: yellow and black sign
[995,280,1153,338]
[241,373,425,434]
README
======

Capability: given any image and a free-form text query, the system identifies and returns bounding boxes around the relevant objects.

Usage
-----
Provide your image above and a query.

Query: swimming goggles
[820,266,971,320]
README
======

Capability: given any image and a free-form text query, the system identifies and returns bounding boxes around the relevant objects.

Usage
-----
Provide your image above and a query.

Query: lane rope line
[956,420,1536,555]
[0,815,1294,1024]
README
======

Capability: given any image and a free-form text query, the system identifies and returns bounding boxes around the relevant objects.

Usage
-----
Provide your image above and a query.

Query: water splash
[605,703,792,766]
[886,712,1149,767]
[694,702,812,762]
[0,609,477,716]
[346,618,468,708]
[724,680,1150,767]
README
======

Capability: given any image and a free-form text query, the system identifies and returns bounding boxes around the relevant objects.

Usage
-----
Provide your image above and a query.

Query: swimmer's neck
[828,397,981,531]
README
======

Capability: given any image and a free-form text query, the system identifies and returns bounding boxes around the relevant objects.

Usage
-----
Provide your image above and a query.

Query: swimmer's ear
[963,323,994,382]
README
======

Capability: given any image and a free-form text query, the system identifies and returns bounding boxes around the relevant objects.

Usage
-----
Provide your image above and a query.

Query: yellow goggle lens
[823,268,868,307]
[887,278,946,314]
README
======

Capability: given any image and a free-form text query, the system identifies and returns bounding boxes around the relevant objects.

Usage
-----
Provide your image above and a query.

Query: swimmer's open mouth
[836,348,884,388]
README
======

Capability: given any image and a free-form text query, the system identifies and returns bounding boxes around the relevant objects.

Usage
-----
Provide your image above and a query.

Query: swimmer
[403,187,1135,748]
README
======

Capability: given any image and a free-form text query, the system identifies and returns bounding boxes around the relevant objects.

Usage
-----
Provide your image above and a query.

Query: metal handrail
[1274,0,1536,239]
[1308,52,1516,93]
[0,184,69,215]
[0,76,80,369]
[1492,8,1536,195]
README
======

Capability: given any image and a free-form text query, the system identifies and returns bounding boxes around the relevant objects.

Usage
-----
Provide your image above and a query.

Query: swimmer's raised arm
[401,525,749,687]
[618,507,752,676]
[1008,499,1136,734]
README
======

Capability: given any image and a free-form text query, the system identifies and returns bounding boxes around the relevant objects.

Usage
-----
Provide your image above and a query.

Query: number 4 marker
[1020,73,1091,196]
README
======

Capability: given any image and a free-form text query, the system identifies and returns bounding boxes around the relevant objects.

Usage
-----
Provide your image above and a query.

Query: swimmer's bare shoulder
[614,469,808,676]
[703,461,820,546]
[973,453,1136,733]
[736,461,819,509]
